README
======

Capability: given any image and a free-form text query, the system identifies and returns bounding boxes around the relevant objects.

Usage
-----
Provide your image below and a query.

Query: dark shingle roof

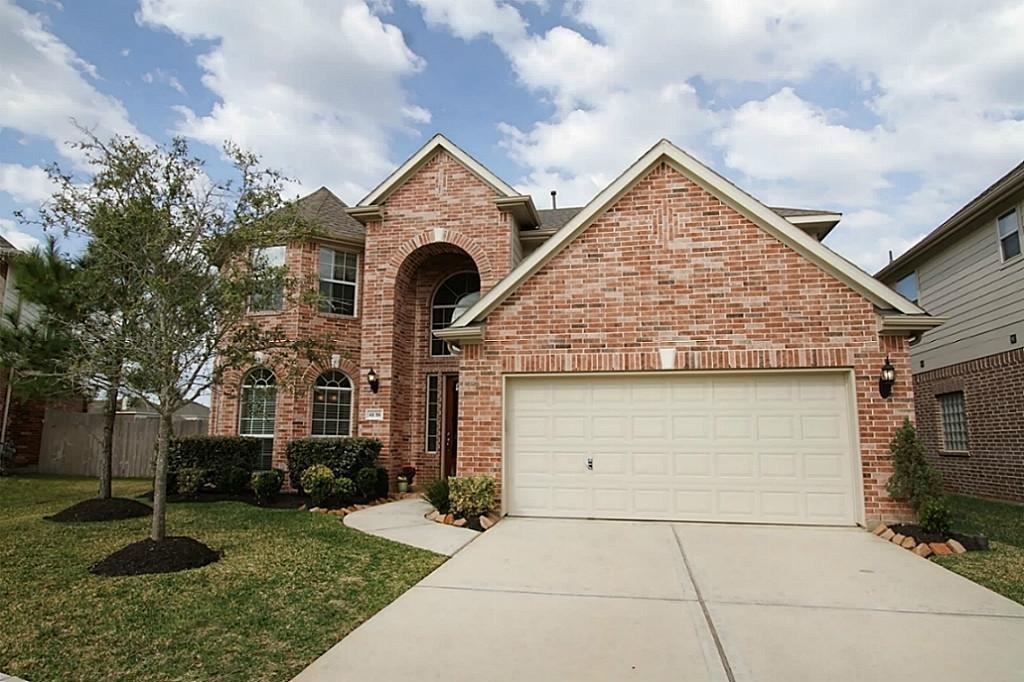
[533,205,837,232]
[294,187,365,242]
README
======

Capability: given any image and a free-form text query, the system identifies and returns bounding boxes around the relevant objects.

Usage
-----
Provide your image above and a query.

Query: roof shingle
[293,187,365,242]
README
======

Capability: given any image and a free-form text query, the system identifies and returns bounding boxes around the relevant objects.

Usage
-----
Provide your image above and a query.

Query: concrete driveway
[293,518,1024,682]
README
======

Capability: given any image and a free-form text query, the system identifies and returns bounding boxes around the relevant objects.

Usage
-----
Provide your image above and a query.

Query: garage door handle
[586,457,593,471]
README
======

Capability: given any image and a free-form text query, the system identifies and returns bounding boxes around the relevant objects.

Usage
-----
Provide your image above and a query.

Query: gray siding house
[878,161,1024,502]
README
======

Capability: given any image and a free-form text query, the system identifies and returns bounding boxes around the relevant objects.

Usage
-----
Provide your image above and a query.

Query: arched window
[431,271,480,355]
[239,368,277,468]
[312,370,353,436]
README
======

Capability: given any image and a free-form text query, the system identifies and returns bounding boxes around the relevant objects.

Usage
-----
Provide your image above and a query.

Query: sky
[2,0,1024,273]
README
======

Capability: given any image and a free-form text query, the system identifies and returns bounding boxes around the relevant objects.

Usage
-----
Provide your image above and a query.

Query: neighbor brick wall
[456,161,916,524]
[913,348,1024,502]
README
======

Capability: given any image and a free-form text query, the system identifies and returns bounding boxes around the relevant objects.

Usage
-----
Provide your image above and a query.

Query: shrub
[423,477,450,514]
[176,467,207,498]
[251,469,284,506]
[886,419,944,512]
[285,437,382,491]
[355,467,378,500]
[219,466,250,495]
[399,465,416,484]
[448,475,496,517]
[334,476,357,505]
[169,436,260,493]
[301,464,336,507]
[376,467,390,499]
[919,498,953,535]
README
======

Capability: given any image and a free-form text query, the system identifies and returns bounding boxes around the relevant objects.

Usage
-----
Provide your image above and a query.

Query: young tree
[41,132,312,541]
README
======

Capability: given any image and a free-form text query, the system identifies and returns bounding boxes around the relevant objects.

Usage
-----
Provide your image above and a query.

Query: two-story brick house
[878,161,1024,502]
[210,135,940,526]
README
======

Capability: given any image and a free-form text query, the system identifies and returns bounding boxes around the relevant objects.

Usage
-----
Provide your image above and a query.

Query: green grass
[0,475,445,682]
[932,494,1024,606]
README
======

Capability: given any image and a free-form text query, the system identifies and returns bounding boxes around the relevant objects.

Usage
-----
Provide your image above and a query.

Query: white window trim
[248,245,287,313]
[238,369,278,446]
[996,205,1023,263]
[319,247,359,317]
[425,374,440,453]
[310,370,354,437]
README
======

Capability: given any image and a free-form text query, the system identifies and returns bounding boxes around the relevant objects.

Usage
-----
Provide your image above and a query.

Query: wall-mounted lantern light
[879,357,896,399]
[367,368,380,394]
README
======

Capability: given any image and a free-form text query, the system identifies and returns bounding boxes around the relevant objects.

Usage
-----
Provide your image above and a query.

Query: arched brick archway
[386,229,496,291]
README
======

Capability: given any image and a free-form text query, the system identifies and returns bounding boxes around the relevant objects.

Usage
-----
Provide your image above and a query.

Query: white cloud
[142,68,186,95]
[0,218,42,252]
[0,163,56,204]
[0,0,144,167]
[137,0,430,201]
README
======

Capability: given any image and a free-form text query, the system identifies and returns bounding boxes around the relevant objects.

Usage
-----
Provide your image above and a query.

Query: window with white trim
[998,208,1021,261]
[319,248,358,315]
[311,370,353,436]
[938,391,968,452]
[239,368,277,468]
[425,374,439,452]
[431,272,480,356]
[250,246,286,311]
[894,271,919,304]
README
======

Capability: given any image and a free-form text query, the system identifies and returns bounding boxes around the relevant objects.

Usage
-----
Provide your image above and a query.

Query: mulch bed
[889,523,989,551]
[89,536,221,576]
[45,497,153,523]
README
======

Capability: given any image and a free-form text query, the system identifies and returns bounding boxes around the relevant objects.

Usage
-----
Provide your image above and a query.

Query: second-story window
[998,208,1021,261]
[250,246,286,312]
[319,247,358,315]
[431,272,480,356]
[894,271,919,304]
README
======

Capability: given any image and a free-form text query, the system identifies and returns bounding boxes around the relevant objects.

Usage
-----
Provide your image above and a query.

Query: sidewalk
[343,497,477,556]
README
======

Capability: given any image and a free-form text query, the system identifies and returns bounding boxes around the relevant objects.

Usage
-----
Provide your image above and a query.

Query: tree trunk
[98,377,119,499]
[151,410,173,541]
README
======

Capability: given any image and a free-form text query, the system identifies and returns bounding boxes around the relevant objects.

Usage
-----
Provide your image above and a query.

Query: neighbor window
[250,246,286,311]
[319,248,358,315]
[998,208,1021,261]
[425,374,439,452]
[894,271,919,304]
[239,368,277,468]
[311,370,353,436]
[431,272,480,355]
[938,391,968,452]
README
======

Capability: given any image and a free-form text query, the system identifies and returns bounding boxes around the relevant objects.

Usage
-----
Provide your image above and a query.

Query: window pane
[425,375,439,452]
[319,248,333,281]
[894,272,918,303]
[939,392,968,451]
[311,371,353,436]
[1001,232,1021,260]
[998,209,1018,238]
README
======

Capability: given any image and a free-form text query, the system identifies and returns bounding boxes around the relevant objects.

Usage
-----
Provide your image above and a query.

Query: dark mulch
[45,497,152,523]
[89,536,221,576]
[890,523,989,551]
[465,515,485,532]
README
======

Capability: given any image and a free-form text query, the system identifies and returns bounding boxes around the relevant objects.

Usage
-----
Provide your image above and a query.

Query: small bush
[423,477,450,514]
[376,467,390,499]
[219,466,250,495]
[919,498,953,535]
[399,465,416,484]
[251,469,284,506]
[334,476,357,505]
[169,436,260,493]
[176,467,207,498]
[355,467,378,500]
[448,475,496,518]
[285,437,382,491]
[887,419,944,512]
[301,464,336,507]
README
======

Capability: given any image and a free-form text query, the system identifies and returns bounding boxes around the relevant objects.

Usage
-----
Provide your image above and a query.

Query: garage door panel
[506,372,858,525]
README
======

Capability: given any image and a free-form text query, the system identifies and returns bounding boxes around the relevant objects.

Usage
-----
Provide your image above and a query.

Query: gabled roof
[294,187,365,243]
[875,159,1024,280]
[452,139,928,331]
[357,134,519,207]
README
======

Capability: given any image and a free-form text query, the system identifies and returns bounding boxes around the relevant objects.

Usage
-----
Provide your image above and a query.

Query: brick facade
[912,348,1024,502]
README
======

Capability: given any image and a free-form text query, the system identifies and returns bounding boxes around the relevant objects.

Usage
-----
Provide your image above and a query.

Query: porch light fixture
[367,368,380,394]
[878,357,896,399]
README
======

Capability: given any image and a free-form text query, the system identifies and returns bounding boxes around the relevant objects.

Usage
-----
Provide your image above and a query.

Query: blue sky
[2,0,1023,272]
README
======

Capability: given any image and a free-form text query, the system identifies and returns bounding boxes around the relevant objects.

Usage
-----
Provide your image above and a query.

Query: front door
[442,374,459,477]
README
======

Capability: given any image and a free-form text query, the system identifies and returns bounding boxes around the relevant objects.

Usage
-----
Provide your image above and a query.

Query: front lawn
[0,475,445,682]
[932,494,1024,606]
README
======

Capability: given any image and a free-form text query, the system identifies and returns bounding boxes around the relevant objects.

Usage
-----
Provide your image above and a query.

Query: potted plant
[398,465,416,493]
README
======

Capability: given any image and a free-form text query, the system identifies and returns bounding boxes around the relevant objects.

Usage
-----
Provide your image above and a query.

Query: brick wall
[456,162,916,524]
[913,348,1024,502]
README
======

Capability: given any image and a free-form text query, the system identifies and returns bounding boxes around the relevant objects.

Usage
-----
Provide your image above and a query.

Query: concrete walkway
[296,518,1024,681]
[342,498,477,556]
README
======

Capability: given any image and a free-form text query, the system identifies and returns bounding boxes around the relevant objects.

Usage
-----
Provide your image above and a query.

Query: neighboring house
[86,398,210,421]
[878,161,1024,502]
[210,135,939,527]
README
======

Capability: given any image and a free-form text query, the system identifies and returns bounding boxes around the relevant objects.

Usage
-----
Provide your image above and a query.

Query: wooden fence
[37,410,208,478]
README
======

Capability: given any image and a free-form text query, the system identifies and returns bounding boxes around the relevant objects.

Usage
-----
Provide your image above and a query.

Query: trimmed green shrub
[285,437,382,491]
[423,477,450,514]
[448,475,496,517]
[334,476,357,505]
[919,498,953,535]
[169,436,260,493]
[251,469,284,506]
[375,467,390,499]
[219,466,250,495]
[355,467,378,500]
[301,464,336,507]
[887,419,944,511]
[176,467,207,498]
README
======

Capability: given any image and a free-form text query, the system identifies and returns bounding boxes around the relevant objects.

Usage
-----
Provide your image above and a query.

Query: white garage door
[506,372,860,525]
